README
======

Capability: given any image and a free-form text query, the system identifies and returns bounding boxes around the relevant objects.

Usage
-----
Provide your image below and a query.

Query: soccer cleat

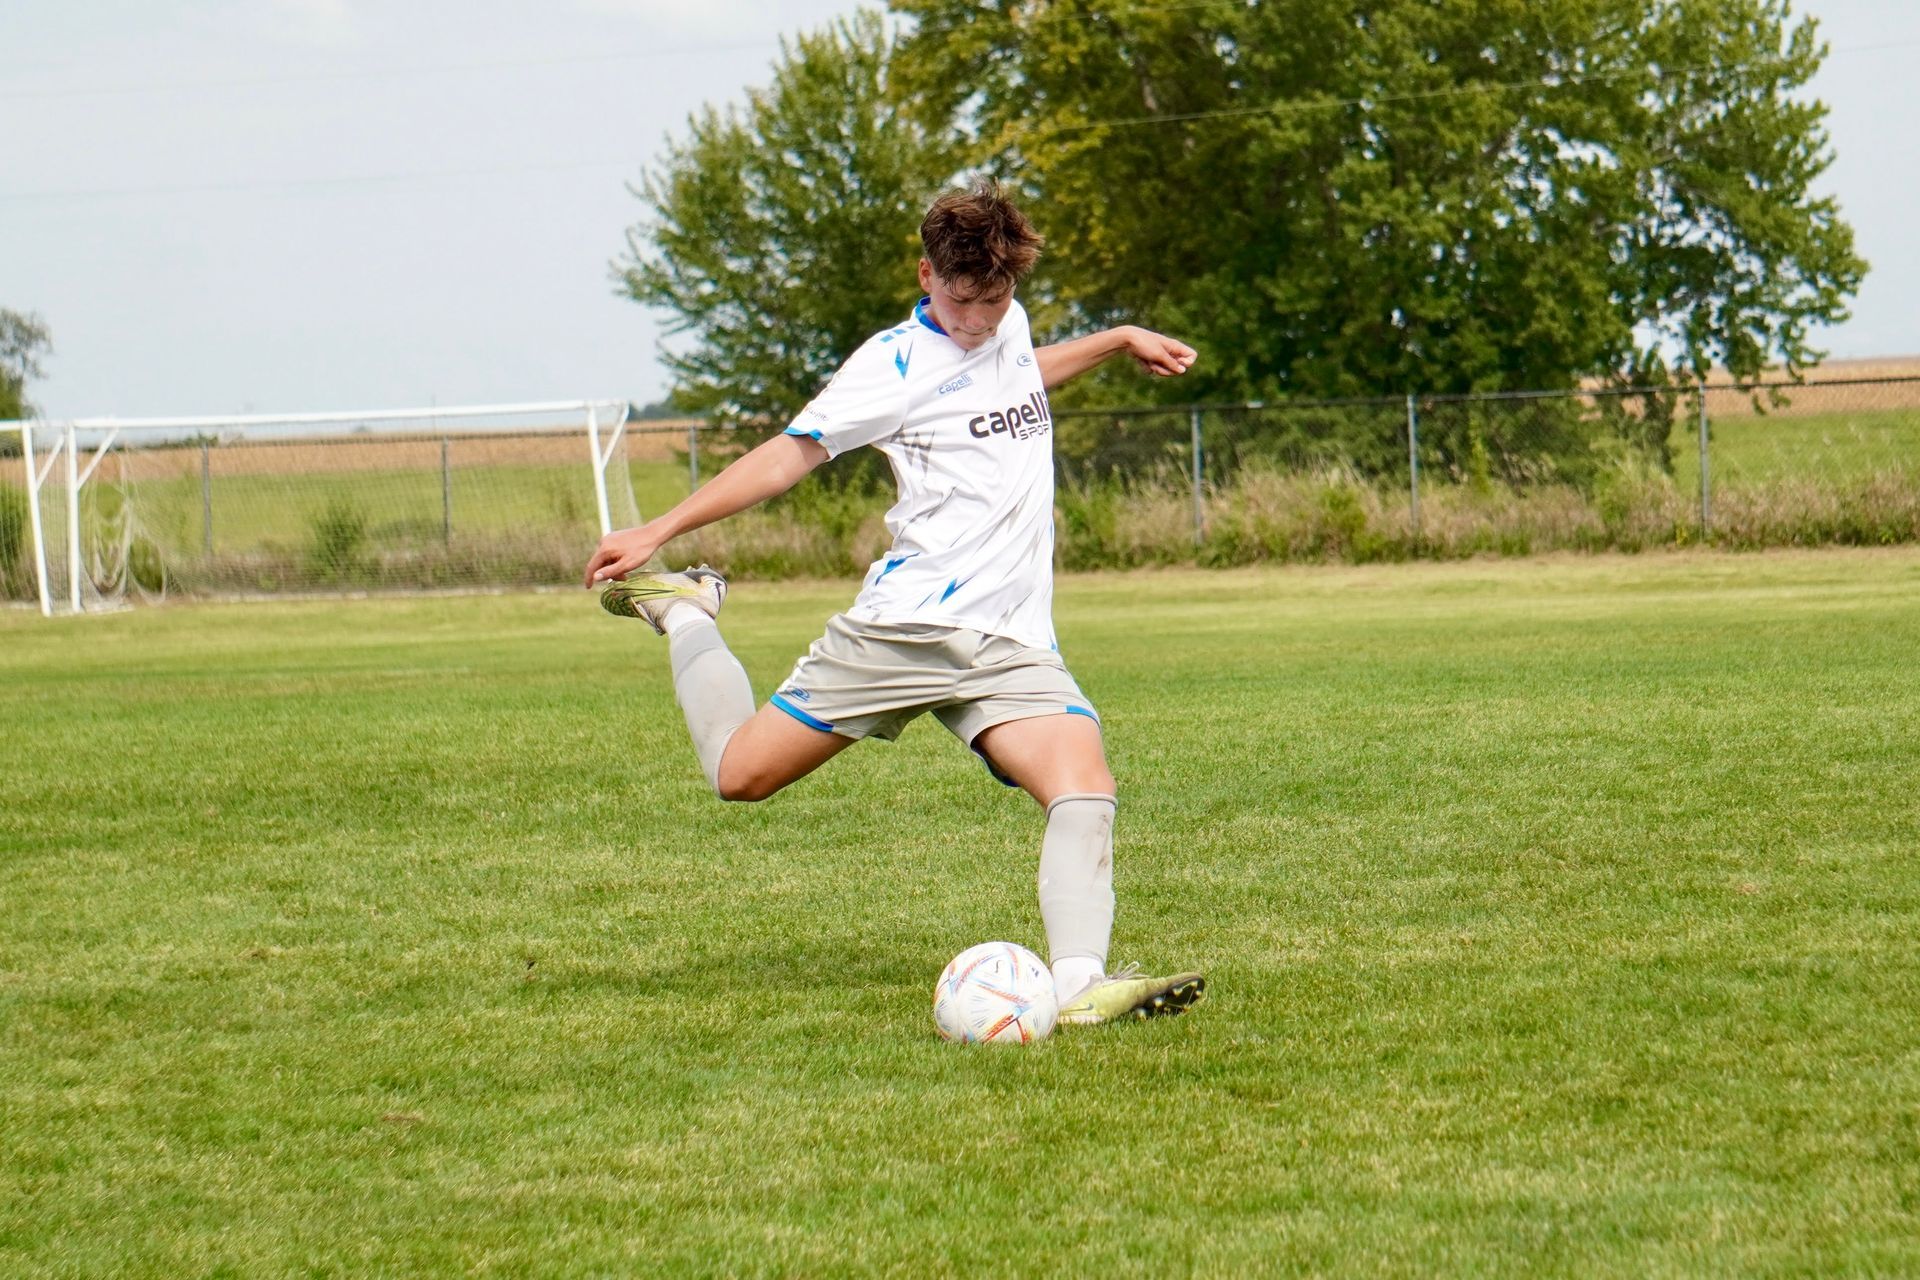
[1055,966,1206,1026]
[599,565,727,634]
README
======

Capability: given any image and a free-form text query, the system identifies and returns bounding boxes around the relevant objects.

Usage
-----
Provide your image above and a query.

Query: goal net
[2,400,678,613]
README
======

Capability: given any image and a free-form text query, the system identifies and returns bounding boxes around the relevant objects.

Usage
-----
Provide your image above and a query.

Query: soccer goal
[0,399,672,615]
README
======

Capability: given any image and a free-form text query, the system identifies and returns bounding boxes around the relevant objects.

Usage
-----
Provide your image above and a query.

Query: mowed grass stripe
[2,550,1918,1276]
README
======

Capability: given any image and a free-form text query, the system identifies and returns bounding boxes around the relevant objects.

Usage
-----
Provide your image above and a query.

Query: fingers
[1131,332,1197,377]
[583,542,628,587]
[1140,344,1197,377]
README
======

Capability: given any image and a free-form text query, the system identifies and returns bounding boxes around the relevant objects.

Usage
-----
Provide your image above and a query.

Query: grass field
[1671,407,1920,488]
[5,551,1920,1275]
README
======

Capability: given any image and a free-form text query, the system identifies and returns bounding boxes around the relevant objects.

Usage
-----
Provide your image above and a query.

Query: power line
[0,4,1233,101]
[1017,35,1920,138]
[0,40,781,101]
[1,158,632,202]
[4,33,1916,203]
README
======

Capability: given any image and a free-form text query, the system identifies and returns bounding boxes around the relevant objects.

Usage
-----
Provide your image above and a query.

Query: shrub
[307,499,369,580]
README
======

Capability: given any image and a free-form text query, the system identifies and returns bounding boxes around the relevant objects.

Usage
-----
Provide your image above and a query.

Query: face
[918,259,1014,351]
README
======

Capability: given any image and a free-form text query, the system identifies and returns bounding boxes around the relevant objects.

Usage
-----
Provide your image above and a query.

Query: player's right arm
[582,433,828,586]
[585,334,904,586]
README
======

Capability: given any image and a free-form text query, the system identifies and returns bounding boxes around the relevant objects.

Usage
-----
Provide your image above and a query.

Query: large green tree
[619,11,956,425]
[890,0,1863,401]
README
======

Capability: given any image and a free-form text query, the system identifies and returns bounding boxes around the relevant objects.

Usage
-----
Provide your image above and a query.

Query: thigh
[716,702,857,802]
[972,713,1115,809]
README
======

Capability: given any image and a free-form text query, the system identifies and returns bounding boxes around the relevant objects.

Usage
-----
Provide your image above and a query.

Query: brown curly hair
[919,178,1044,299]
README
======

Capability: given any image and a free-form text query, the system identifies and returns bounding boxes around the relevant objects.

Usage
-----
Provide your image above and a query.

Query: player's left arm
[1035,325,1196,389]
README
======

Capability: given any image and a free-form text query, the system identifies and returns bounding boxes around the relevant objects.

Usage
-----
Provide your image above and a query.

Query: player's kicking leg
[971,712,1206,1026]
[601,567,852,801]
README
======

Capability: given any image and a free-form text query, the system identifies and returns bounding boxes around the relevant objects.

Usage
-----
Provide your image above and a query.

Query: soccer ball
[932,941,1058,1044]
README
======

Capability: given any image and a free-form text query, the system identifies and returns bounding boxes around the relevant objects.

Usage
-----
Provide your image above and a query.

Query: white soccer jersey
[785,297,1058,650]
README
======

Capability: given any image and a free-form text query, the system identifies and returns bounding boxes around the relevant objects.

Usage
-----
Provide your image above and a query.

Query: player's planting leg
[973,712,1206,1026]
[1037,793,1117,1004]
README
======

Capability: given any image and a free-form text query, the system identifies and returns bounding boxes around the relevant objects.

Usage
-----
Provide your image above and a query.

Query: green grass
[1670,406,1920,487]
[4,551,1920,1275]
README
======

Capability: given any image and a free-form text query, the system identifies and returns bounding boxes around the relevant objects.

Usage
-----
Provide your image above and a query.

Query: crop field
[4,550,1919,1275]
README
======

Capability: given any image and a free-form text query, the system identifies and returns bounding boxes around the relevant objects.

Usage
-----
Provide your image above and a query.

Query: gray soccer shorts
[769,614,1100,783]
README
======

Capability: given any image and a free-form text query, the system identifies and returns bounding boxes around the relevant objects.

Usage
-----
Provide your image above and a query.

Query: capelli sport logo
[937,373,974,396]
[1017,352,1034,367]
[968,392,1053,442]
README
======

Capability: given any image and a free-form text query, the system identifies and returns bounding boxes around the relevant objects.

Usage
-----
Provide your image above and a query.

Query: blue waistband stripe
[771,693,836,734]
[1066,706,1099,722]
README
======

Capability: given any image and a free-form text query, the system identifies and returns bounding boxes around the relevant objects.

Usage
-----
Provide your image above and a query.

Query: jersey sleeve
[784,339,909,459]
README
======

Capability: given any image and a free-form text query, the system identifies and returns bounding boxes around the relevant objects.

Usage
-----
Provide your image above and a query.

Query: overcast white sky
[2,0,1914,419]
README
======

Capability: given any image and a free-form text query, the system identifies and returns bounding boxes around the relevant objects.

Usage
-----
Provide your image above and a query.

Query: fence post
[1697,382,1711,537]
[1406,392,1421,540]
[440,436,452,546]
[689,420,700,492]
[1189,407,1204,546]
[200,438,213,557]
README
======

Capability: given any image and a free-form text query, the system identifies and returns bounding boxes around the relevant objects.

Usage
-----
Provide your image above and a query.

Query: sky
[2,0,1915,420]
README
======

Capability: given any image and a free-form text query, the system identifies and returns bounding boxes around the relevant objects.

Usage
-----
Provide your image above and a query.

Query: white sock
[1051,956,1106,1004]
[1037,793,1117,1003]
[660,602,712,639]
[666,617,754,794]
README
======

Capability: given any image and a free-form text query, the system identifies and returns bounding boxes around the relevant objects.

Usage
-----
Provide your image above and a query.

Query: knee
[714,762,778,803]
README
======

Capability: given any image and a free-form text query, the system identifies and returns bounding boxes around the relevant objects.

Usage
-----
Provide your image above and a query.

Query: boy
[584,179,1203,1024]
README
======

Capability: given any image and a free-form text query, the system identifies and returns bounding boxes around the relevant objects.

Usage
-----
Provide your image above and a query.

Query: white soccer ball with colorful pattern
[933,942,1058,1044]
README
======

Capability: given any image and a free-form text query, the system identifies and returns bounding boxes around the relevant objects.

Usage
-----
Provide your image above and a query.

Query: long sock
[1038,793,1116,1001]
[665,611,754,795]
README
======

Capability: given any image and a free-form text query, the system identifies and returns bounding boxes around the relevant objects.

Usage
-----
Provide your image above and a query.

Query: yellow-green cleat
[599,565,727,634]
[1056,967,1206,1026]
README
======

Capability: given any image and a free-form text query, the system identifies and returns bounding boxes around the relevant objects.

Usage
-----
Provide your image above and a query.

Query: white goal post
[1,399,651,616]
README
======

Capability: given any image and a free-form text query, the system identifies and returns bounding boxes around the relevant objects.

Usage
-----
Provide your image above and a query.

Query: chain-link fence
[6,378,1916,610]
[657,376,1918,571]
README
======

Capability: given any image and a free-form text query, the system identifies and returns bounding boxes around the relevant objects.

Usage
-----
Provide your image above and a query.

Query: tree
[618,11,957,428]
[889,0,1865,403]
[1,309,52,422]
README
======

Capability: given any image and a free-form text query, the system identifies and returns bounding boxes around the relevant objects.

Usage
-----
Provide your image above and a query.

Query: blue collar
[913,296,948,335]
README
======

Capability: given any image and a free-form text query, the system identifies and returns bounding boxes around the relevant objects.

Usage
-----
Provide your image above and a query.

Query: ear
[917,258,934,292]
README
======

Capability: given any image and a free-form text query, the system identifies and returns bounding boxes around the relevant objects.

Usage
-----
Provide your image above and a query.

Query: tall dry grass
[16,461,1917,602]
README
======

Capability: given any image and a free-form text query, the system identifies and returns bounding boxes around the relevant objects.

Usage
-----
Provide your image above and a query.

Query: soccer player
[583,179,1204,1025]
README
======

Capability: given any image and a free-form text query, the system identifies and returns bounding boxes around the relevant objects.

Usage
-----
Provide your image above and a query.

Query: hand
[582,523,666,588]
[1124,327,1197,378]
